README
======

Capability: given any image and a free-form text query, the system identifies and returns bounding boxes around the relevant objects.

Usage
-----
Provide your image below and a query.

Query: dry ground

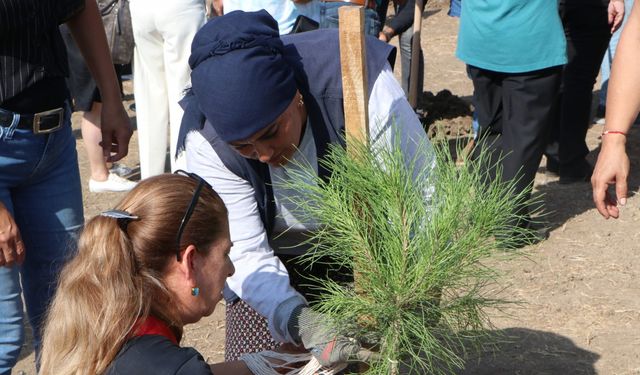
[14,2,639,374]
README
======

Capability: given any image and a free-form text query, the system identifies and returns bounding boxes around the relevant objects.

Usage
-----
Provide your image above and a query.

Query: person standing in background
[456,0,566,244]
[60,25,137,193]
[0,0,132,372]
[377,0,425,97]
[545,0,624,184]
[129,0,206,179]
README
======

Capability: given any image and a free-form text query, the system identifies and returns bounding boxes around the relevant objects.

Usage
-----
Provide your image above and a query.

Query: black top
[105,335,213,375]
[0,0,84,112]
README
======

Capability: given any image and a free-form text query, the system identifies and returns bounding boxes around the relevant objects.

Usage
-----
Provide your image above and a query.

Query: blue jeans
[318,2,381,36]
[599,0,634,107]
[0,104,83,374]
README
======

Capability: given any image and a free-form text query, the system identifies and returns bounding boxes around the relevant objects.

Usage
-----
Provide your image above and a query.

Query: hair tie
[100,209,140,232]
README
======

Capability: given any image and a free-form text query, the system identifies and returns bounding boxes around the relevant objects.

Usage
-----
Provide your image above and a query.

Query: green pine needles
[276,135,534,374]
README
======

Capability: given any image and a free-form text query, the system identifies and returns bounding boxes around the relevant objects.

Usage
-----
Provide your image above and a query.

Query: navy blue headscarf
[188,10,298,143]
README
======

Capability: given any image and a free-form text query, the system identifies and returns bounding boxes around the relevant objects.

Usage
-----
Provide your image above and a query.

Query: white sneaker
[89,173,137,193]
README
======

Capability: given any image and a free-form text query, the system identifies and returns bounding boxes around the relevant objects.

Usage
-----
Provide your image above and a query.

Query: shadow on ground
[459,328,599,375]
[536,125,640,232]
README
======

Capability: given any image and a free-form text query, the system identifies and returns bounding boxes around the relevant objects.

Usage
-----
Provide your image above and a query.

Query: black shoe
[559,160,593,184]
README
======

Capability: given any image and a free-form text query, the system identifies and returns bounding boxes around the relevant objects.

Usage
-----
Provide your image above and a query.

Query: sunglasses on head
[173,170,212,261]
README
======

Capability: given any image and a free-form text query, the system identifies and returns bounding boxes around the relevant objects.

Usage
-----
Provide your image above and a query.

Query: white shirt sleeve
[185,131,306,344]
[368,62,436,201]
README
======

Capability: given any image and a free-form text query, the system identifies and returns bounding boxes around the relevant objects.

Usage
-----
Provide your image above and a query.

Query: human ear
[178,244,198,287]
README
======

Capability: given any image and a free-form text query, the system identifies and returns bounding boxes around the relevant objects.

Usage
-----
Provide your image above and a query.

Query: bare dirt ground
[14,2,639,374]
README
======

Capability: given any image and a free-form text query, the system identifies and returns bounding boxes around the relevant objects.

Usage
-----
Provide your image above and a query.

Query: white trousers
[130,0,205,178]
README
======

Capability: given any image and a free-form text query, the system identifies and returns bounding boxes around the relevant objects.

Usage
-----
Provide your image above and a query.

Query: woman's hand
[608,0,625,33]
[0,203,25,267]
[592,137,629,218]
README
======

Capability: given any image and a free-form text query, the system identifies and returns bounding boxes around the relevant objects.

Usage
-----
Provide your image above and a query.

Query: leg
[158,0,205,172]
[557,2,611,176]
[467,65,505,184]
[0,105,83,370]
[12,114,84,364]
[501,67,562,223]
[81,102,109,182]
[130,2,170,178]
[398,25,424,97]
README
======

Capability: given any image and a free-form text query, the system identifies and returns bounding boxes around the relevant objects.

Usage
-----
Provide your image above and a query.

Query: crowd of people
[1,0,638,373]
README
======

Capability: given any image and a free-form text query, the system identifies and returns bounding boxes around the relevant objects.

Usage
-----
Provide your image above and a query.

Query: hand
[0,203,25,267]
[591,139,629,218]
[288,305,377,367]
[100,99,133,163]
[211,0,223,17]
[608,0,625,33]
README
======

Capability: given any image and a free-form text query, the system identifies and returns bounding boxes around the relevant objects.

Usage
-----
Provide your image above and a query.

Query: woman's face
[228,92,306,167]
[193,228,235,319]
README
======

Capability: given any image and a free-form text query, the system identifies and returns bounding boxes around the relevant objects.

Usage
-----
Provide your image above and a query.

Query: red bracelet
[602,130,627,136]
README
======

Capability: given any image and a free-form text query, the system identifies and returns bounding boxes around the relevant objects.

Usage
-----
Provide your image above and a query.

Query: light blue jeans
[318,2,381,36]
[599,0,634,107]
[0,103,83,374]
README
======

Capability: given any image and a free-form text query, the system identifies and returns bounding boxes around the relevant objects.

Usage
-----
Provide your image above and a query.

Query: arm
[369,63,436,199]
[185,132,306,344]
[592,2,640,218]
[0,203,25,267]
[379,0,423,41]
[66,0,132,162]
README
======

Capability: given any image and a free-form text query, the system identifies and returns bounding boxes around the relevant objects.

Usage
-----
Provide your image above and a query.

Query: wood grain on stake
[408,0,423,109]
[339,6,369,150]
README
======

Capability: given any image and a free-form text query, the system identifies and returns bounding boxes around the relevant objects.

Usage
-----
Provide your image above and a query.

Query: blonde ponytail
[40,174,227,375]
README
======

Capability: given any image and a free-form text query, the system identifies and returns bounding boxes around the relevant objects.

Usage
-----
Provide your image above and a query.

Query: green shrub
[277,136,533,374]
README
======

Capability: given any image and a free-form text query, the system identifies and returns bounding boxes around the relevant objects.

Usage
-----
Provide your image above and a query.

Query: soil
[13,2,640,374]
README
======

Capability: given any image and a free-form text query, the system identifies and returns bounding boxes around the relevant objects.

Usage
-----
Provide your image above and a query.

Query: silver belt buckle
[32,107,64,135]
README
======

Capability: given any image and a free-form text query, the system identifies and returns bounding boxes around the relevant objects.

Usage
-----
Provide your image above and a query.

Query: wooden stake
[338,8,373,373]
[408,0,424,109]
[338,6,369,153]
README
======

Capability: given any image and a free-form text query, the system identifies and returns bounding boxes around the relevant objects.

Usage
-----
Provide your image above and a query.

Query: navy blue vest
[182,29,395,236]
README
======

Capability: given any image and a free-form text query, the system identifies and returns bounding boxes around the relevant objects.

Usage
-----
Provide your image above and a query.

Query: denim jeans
[318,2,381,36]
[599,0,634,107]
[0,103,83,374]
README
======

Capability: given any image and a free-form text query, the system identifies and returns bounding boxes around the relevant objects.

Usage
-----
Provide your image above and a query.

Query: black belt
[0,107,64,135]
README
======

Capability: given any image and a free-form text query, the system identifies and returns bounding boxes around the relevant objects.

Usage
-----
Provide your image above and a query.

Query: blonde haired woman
[39,173,250,374]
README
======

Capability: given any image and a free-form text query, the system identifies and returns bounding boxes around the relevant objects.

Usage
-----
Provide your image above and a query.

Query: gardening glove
[287,304,378,367]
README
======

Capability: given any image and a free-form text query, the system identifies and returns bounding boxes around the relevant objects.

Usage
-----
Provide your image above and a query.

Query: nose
[254,142,274,163]
[227,259,235,277]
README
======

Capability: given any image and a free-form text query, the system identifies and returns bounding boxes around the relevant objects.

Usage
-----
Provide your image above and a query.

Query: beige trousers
[130,0,205,178]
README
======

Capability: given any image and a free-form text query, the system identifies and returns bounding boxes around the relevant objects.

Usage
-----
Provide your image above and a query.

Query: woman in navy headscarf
[179,9,434,365]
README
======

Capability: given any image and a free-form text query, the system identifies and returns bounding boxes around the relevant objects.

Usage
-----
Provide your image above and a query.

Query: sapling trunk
[277,135,536,374]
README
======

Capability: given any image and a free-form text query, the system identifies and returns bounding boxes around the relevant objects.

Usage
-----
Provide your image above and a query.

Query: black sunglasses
[174,170,212,261]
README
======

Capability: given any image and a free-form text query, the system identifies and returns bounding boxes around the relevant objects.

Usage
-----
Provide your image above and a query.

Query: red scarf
[132,316,178,345]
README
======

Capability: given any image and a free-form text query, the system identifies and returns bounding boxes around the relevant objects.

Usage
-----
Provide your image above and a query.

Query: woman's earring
[191,287,200,297]
[298,94,304,107]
